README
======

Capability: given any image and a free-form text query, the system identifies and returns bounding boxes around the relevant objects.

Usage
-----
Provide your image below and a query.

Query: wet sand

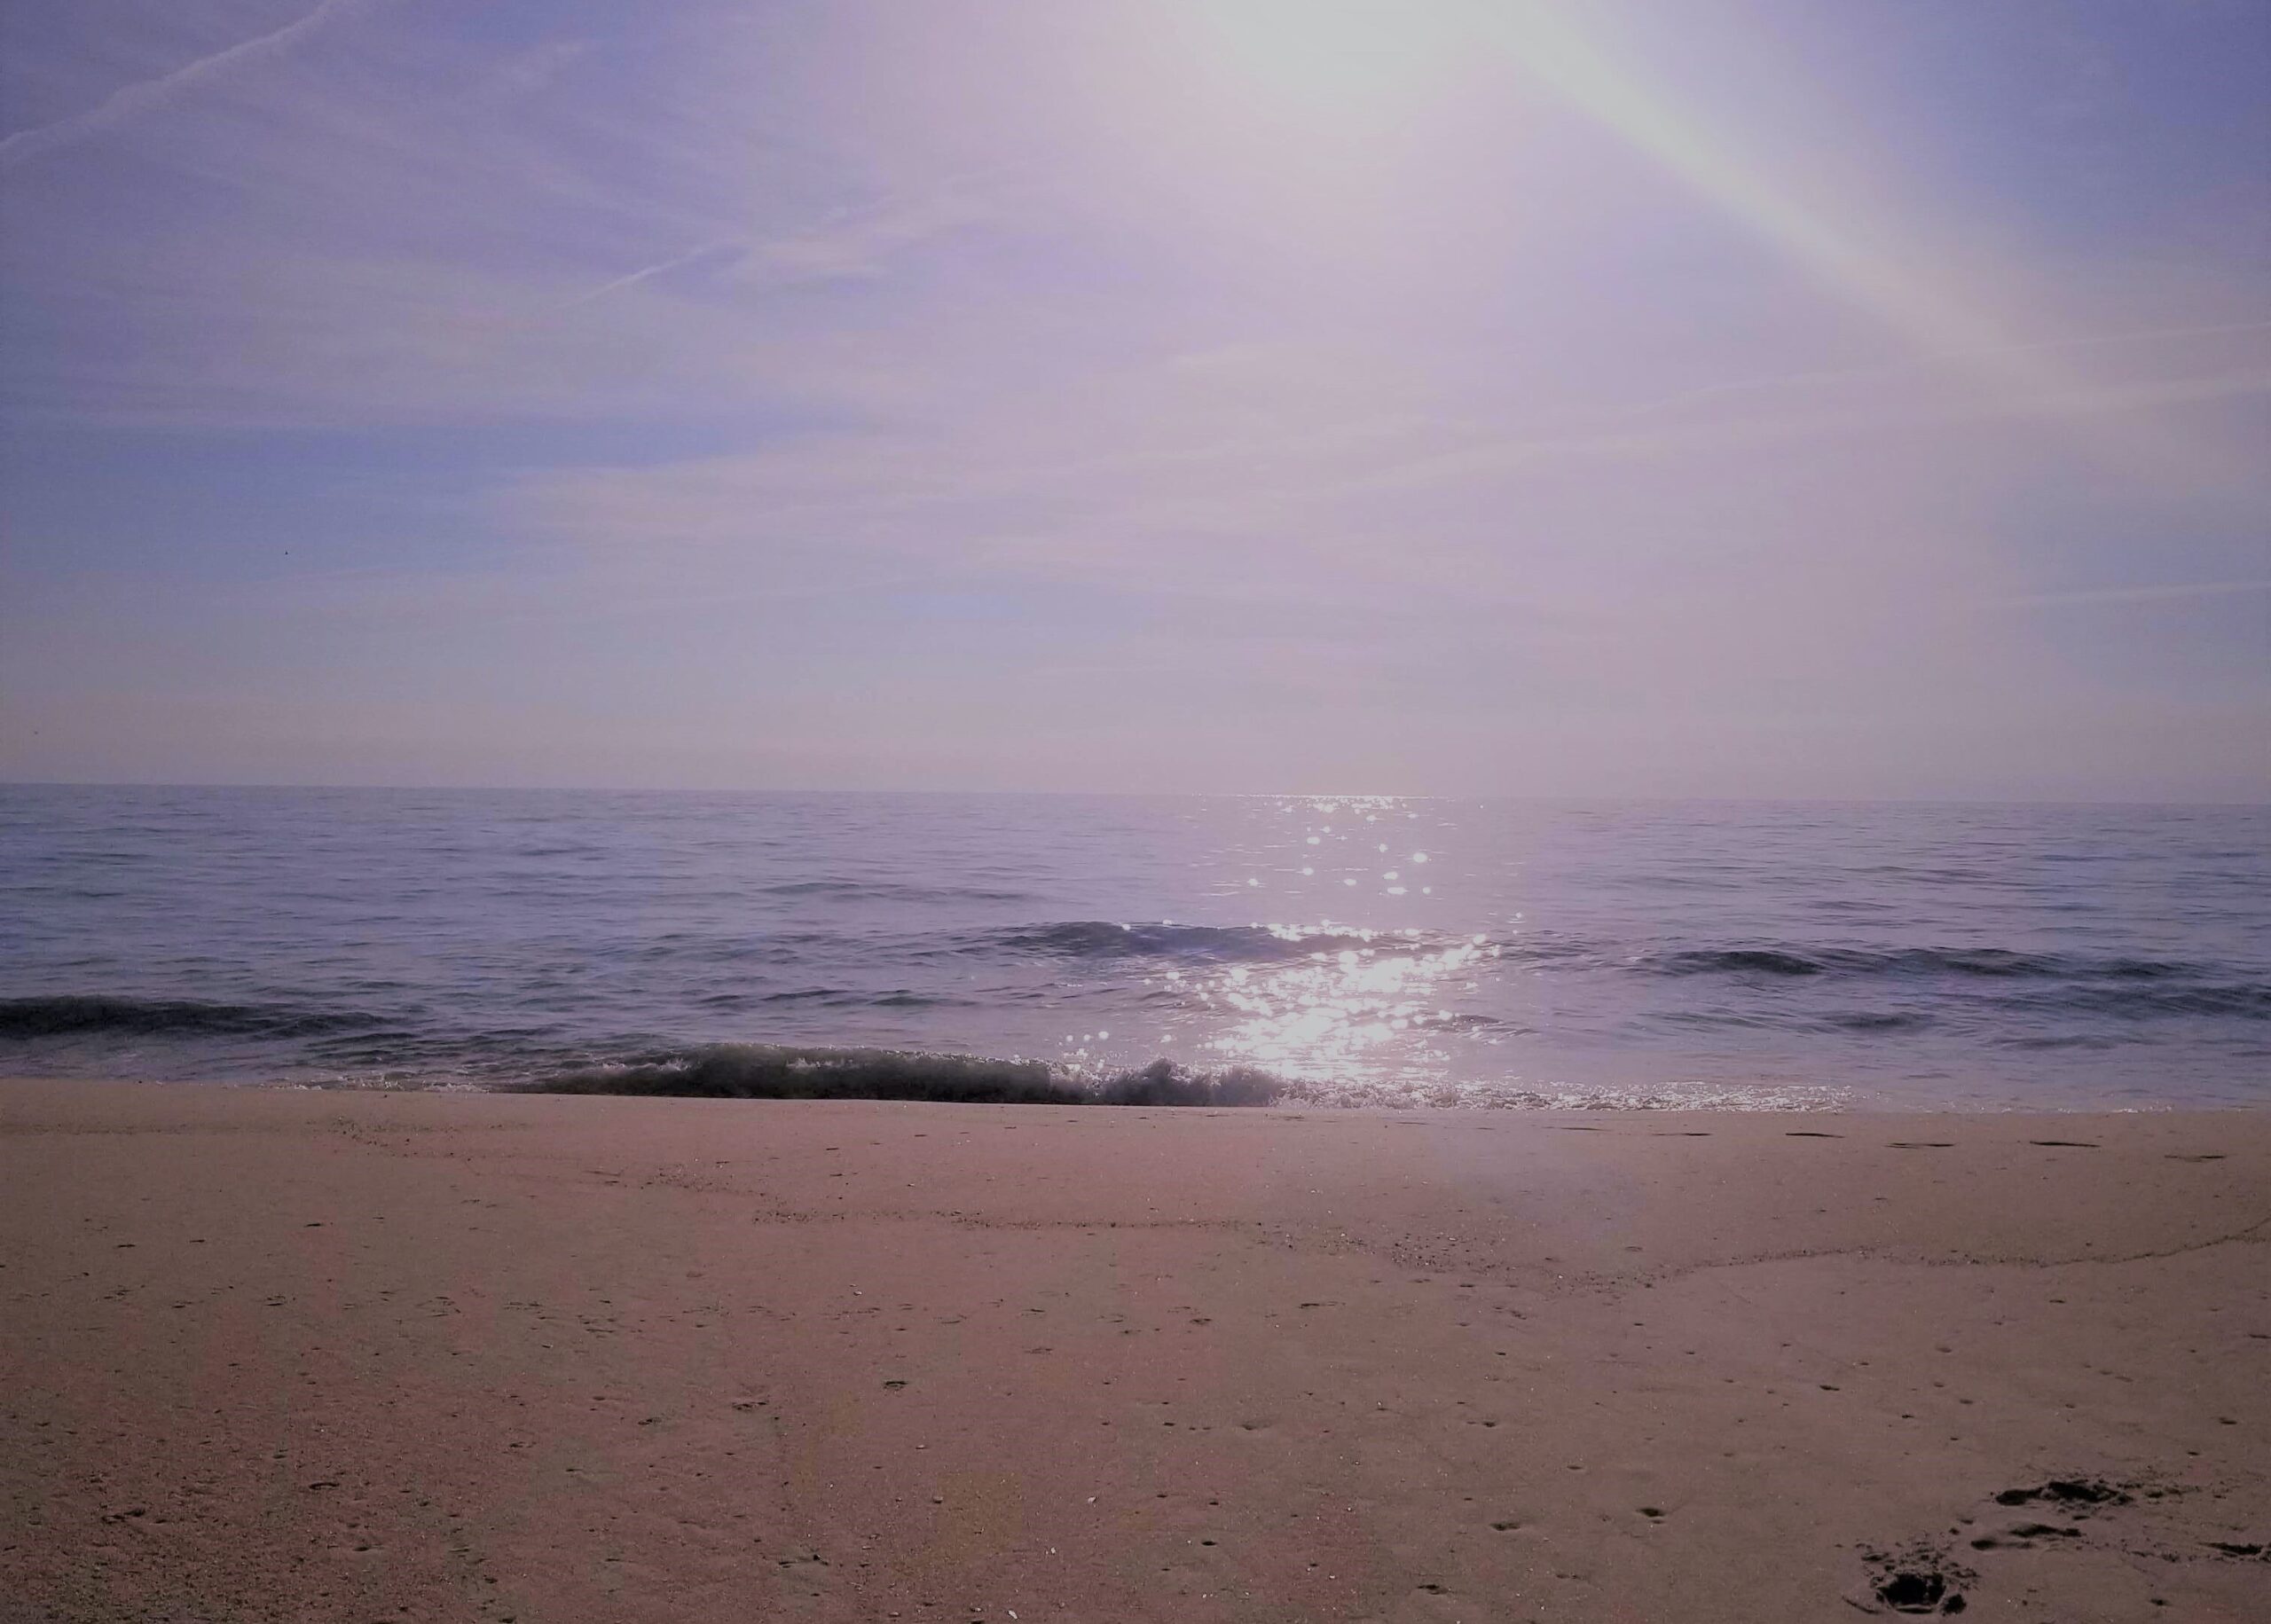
[3,1079,2266,1622]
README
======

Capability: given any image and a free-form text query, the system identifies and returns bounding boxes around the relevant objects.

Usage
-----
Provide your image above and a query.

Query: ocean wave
[522,1046,1282,1106]
[1823,1010,1934,1032]
[0,993,397,1040]
[974,921,1421,962]
[523,1056,1843,1111]
[2008,983,2271,1019]
[1655,948,1827,977]
[759,880,1040,903]
[748,987,974,1009]
[1632,945,2269,1021]
[1657,1008,1934,1033]
[1645,945,2232,983]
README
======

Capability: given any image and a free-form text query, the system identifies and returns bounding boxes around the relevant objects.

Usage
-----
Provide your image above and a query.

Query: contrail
[543,164,1026,317]
[546,240,742,316]
[0,0,372,172]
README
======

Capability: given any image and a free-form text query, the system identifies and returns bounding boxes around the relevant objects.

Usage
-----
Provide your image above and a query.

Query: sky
[1,0,2266,799]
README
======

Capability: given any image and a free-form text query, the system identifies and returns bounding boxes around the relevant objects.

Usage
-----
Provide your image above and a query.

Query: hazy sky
[3,0,2266,798]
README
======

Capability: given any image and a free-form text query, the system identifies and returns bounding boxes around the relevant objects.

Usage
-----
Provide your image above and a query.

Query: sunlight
[1151,924,1502,1087]
[1186,0,1478,118]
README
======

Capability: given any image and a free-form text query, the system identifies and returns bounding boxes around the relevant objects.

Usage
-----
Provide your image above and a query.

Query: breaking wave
[522,1046,1283,1107]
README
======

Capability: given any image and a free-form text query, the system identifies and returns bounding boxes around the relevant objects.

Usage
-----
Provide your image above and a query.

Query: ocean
[1,785,2264,1110]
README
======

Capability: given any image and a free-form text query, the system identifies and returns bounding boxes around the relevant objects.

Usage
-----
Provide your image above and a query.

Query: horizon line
[3,777,2266,810]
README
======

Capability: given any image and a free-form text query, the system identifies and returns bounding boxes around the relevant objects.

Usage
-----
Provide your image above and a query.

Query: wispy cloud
[543,175,1004,317]
[0,0,377,172]
[732,175,1005,286]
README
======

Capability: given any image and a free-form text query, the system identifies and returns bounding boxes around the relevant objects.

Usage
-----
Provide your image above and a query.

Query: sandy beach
[3,1079,2265,1622]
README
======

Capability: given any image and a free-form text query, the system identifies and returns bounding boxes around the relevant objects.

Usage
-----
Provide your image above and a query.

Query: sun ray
[1441,1,2244,485]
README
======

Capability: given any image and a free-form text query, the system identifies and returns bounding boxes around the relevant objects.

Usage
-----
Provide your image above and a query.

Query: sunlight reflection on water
[1136,795,1520,1090]
[1186,930,1499,1084]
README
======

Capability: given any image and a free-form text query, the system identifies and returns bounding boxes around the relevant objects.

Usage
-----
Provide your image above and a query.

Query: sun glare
[1189,0,1479,116]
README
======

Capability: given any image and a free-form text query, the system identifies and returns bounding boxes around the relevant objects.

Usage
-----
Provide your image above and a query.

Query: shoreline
[4,1078,2267,1620]
[7,1060,2251,1114]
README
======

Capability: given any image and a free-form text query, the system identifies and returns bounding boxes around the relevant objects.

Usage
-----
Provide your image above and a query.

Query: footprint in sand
[1858,1544,1974,1615]
[1877,1570,1964,1613]
[1994,1478,2130,1510]
[1969,1523,2079,1550]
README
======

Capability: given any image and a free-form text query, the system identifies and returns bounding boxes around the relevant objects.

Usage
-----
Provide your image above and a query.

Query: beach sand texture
[3,1079,2266,1621]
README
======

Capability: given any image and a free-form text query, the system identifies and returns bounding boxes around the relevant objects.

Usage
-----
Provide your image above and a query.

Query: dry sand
[2,1079,2266,1622]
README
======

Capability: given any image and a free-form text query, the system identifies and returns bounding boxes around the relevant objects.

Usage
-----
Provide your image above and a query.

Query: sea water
[2,786,2264,1110]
